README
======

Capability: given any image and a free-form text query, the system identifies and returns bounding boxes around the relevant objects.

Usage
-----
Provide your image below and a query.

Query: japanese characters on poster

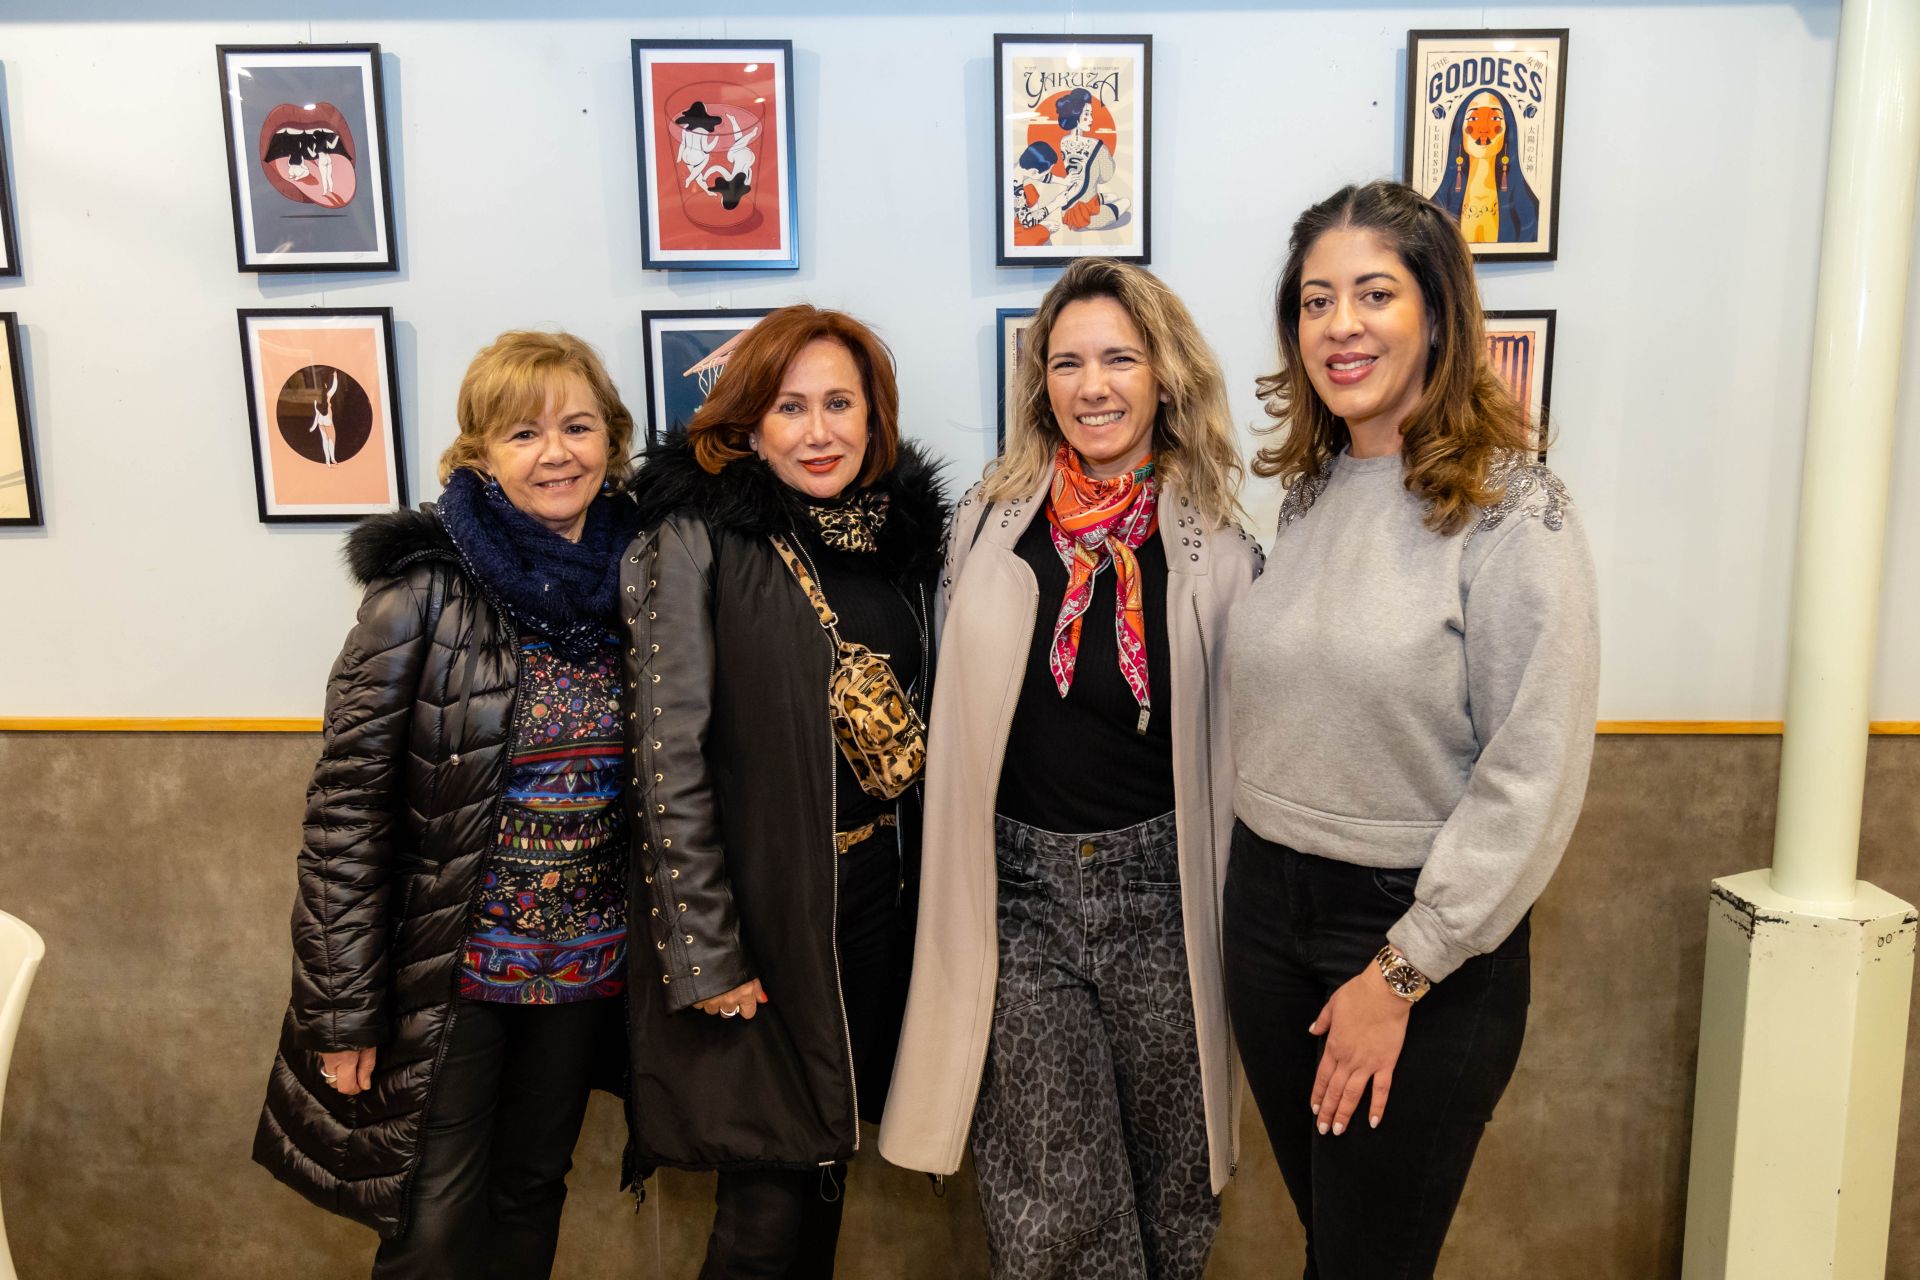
[632,41,798,270]
[995,35,1151,267]
[1405,30,1568,261]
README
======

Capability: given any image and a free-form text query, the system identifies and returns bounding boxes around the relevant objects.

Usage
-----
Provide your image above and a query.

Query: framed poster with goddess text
[1405,30,1568,262]
[642,309,774,443]
[995,34,1151,267]
[0,315,40,526]
[216,44,398,272]
[238,308,407,522]
[1484,309,1556,458]
[632,40,798,270]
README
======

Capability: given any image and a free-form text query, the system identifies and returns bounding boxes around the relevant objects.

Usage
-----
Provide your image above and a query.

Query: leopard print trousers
[970,811,1219,1279]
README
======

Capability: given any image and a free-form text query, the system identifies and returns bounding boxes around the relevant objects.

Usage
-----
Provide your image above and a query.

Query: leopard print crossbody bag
[769,534,928,800]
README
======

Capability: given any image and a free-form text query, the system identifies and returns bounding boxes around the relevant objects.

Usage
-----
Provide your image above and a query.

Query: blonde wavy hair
[438,330,636,485]
[983,258,1244,530]
[1252,181,1532,535]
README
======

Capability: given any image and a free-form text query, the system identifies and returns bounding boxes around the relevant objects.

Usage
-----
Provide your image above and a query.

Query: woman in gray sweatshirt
[1223,180,1599,1279]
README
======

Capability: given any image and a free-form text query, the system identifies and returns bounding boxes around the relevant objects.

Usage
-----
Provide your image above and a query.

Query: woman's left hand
[1308,965,1412,1135]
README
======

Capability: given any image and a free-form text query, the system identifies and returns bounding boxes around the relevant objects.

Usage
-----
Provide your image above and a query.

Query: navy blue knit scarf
[437,467,642,662]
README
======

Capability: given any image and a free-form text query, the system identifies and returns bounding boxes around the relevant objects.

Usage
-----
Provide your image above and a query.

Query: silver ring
[720,1008,738,1018]
[320,1070,338,1083]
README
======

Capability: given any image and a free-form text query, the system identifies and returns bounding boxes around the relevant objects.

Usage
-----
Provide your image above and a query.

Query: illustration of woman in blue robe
[1428,85,1540,245]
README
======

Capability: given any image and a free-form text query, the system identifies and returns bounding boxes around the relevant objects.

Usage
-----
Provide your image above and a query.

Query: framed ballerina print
[216,44,398,272]
[995,34,1152,267]
[237,308,406,522]
[1404,30,1568,262]
[1484,309,1556,457]
[631,40,798,271]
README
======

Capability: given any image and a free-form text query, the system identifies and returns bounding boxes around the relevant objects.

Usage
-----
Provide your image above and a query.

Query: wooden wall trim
[3,718,1917,736]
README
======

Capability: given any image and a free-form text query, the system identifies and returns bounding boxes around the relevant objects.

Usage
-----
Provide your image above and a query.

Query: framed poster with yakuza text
[0,315,40,526]
[1405,30,1568,262]
[632,40,798,271]
[1484,309,1556,457]
[996,308,1038,450]
[995,34,1151,267]
[238,308,406,522]
[642,309,774,443]
[216,44,398,272]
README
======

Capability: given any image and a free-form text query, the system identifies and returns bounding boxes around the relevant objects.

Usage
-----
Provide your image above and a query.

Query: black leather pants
[371,998,615,1280]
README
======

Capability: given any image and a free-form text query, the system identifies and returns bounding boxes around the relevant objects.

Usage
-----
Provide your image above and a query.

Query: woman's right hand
[318,1047,378,1095]
[695,979,769,1020]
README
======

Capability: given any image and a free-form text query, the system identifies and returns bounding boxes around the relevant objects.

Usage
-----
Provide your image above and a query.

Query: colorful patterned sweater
[458,635,629,1004]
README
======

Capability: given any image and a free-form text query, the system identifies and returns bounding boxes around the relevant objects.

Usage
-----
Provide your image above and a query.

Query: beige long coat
[878,472,1262,1194]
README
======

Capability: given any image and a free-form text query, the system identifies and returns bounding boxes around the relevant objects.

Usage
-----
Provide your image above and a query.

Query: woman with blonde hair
[881,257,1261,1279]
[255,330,642,1277]
[1225,180,1598,1278]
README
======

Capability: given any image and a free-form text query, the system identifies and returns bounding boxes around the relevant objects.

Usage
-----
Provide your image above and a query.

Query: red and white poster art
[238,309,407,522]
[1406,30,1568,261]
[996,35,1151,267]
[632,41,797,270]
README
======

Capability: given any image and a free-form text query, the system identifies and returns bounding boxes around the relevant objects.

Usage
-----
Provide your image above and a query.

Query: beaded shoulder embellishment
[1277,467,1332,529]
[1467,454,1570,545]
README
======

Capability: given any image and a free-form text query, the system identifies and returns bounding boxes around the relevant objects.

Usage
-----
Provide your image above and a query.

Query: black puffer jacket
[620,436,948,1171]
[252,508,623,1237]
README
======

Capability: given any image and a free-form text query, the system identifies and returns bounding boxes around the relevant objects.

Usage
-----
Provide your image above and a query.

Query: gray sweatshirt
[1227,450,1600,981]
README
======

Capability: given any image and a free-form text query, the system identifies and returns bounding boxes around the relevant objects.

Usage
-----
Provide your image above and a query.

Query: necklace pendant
[1136,707,1150,735]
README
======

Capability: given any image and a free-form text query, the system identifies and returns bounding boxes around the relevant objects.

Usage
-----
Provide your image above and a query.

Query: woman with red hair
[618,305,949,1276]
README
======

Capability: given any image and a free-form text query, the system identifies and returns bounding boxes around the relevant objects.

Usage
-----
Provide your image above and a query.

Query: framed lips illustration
[216,45,397,272]
[237,308,407,522]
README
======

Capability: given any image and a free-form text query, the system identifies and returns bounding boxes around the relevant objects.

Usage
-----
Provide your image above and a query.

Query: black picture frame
[1484,308,1557,458]
[631,40,800,271]
[1404,29,1569,262]
[237,307,407,523]
[0,108,19,280]
[641,308,775,443]
[996,307,1038,450]
[216,44,399,273]
[0,314,41,526]
[994,33,1152,268]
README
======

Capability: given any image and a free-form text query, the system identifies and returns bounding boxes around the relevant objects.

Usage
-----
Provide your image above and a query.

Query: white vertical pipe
[1771,0,1920,904]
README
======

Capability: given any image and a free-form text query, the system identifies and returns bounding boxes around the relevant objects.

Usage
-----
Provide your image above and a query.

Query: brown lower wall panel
[0,734,1914,1278]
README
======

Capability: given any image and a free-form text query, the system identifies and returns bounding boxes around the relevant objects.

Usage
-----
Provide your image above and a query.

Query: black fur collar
[343,505,457,586]
[626,432,951,580]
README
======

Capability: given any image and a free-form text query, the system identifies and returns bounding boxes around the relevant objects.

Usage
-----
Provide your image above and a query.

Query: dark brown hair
[1253,180,1532,534]
[685,305,900,487]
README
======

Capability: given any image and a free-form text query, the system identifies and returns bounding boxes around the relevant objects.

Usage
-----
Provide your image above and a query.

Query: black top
[794,523,927,829]
[996,514,1175,832]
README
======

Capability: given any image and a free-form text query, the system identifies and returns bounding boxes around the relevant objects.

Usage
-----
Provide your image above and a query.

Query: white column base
[1681,868,1916,1279]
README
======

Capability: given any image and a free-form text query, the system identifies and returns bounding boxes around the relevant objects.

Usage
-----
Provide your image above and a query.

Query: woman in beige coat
[879,258,1260,1279]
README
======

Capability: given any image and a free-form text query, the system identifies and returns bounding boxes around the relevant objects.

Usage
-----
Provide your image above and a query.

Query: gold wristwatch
[1374,945,1431,1004]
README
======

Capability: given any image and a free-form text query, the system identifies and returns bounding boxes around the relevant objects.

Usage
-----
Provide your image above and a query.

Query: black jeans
[1222,822,1530,1280]
[699,833,909,1279]
[371,997,615,1280]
